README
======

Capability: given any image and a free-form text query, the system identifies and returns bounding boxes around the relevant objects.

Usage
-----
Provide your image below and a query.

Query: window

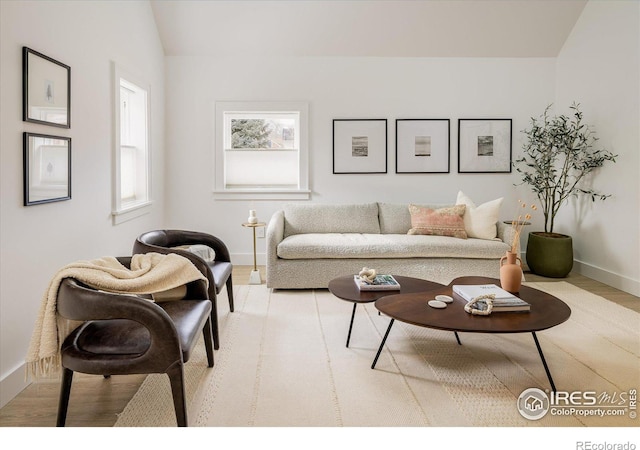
[214,102,309,200]
[112,64,151,224]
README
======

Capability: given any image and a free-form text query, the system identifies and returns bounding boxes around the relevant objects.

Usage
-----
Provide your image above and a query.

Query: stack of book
[354,274,401,291]
[452,284,531,312]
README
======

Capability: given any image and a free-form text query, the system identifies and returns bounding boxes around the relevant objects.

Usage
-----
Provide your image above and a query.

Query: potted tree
[514,103,617,277]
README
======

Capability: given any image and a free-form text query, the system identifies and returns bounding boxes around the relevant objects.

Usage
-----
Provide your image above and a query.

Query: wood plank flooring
[1,266,637,427]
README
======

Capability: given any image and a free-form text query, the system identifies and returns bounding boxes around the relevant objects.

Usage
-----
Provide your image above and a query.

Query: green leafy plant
[231,119,271,148]
[514,103,617,233]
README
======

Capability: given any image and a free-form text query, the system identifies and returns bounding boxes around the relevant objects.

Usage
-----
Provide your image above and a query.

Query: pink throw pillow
[408,204,468,239]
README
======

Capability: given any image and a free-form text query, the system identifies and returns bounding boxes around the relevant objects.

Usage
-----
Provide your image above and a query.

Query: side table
[242,222,266,285]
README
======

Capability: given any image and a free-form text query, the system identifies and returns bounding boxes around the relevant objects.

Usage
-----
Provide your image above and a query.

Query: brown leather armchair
[133,230,234,350]
[56,257,214,427]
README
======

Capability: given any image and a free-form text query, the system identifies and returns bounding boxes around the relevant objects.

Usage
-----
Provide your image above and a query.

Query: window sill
[212,190,310,201]
[112,201,152,225]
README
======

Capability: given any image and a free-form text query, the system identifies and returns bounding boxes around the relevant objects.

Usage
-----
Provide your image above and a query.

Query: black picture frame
[23,47,71,128]
[333,119,387,174]
[23,132,71,206]
[396,119,450,173]
[458,119,512,173]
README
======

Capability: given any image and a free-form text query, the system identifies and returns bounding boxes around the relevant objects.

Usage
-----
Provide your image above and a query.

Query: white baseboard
[573,259,640,297]
[520,251,639,297]
[0,362,29,409]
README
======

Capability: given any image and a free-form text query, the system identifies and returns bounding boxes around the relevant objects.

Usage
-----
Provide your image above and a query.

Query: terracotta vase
[500,251,523,294]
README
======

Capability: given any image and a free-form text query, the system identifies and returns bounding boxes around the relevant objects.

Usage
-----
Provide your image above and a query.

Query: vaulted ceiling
[150,0,588,58]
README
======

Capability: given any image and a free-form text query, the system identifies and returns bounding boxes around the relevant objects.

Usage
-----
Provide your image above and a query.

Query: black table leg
[346,303,357,347]
[371,319,395,369]
[454,331,461,345]
[532,331,557,393]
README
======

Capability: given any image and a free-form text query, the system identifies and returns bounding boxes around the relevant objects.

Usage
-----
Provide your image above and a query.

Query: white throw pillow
[455,191,503,240]
[171,244,216,262]
[188,244,216,262]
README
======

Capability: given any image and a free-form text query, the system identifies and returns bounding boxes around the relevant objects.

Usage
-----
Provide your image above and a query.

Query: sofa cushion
[456,191,503,240]
[277,233,509,260]
[408,204,467,239]
[283,203,380,237]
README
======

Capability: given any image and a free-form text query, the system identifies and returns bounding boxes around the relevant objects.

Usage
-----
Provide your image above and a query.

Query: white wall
[164,56,556,264]
[0,1,165,407]
[555,0,640,295]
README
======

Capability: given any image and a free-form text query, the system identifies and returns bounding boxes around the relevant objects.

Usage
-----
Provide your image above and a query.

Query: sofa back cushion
[378,203,451,234]
[283,203,380,237]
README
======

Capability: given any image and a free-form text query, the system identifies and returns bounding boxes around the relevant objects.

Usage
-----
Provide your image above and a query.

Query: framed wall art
[23,47,71,128]
[333,119,387,174]
[23,132,71,206]
[396,119,450,173]
[458,119,512,173]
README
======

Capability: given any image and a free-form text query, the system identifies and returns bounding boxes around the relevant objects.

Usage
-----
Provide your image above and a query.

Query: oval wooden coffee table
[328,275,443,347]
[372,276,572,392]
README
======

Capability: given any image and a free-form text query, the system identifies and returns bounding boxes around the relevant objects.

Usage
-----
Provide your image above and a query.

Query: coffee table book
[354,274,401,291]
[453,284,531,312]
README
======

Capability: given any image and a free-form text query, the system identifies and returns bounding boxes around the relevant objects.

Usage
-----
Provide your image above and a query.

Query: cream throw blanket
[25,253,208,380]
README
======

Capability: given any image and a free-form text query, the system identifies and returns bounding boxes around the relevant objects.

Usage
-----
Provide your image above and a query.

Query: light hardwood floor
[1,266,637,427]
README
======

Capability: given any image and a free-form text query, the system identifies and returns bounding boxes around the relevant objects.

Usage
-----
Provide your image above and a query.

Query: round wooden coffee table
[372,276,571,392]
[328,275,442,347]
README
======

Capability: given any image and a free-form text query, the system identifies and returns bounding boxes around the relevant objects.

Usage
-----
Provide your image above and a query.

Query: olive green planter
[526,232,573,278]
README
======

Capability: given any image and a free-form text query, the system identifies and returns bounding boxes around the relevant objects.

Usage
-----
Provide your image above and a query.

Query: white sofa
[266,202,516,289]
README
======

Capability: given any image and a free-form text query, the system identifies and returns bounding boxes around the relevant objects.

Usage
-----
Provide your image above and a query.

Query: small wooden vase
[500,251,523,294]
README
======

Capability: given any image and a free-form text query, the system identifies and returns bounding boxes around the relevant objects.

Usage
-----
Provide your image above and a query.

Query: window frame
[214,101,310,200]
[111,63,152,224]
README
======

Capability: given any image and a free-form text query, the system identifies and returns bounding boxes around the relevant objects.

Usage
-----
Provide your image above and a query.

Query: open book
[452,284,530,312]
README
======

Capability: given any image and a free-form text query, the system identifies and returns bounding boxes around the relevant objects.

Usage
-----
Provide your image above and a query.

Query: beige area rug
[114,282,639,427]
